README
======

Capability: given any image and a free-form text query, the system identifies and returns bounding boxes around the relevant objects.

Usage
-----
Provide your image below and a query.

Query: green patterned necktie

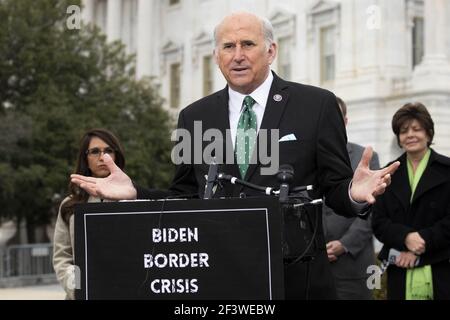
[235,95,257,179]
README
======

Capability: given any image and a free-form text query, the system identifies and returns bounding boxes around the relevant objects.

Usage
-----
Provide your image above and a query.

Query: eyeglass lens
[87,147,114,156]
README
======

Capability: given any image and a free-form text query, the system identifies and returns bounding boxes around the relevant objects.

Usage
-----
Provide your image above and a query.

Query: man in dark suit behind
[71,12,399,299]
[322,97,380,300]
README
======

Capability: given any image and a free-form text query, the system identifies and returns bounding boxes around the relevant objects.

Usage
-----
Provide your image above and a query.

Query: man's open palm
[71,154,137,200]
[350,147,400,204]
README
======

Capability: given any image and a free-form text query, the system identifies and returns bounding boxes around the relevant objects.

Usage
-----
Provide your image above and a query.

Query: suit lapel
[390,154,411,211]
[412,152,447,203]
[213,88,231,153]
[259,75,290,134]
[244,74,289,183]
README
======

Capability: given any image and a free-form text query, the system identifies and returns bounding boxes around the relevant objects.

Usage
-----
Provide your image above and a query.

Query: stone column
[106,0,122,42]
[182,0,194,107]
[336,0,355,80]
[136,0,153,78]
[423,0,448,63]
[81,0,94,24]
[356,0,378,75]
[413,0,450,90]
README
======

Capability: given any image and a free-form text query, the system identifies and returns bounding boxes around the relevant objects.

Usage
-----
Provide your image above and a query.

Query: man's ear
[267,42,277,65]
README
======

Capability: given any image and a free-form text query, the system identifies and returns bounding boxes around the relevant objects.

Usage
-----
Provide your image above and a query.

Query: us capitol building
[81,0,450,165]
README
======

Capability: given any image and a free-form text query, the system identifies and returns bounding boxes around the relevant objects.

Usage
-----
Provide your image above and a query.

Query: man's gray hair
[261,17,275,48]
[213,13,275,50]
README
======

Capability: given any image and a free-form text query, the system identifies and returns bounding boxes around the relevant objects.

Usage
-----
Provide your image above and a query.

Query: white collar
[228,71,274,111]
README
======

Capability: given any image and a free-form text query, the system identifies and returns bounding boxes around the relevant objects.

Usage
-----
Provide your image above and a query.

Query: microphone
[218,173,276,195]
[292,199,323,208]
[277,164,294,203]
[203,158,219,199]
[216,164,312,201]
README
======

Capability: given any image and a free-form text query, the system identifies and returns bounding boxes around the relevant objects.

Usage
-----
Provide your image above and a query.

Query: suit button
[430,202,437,209]
[239,192,246,198]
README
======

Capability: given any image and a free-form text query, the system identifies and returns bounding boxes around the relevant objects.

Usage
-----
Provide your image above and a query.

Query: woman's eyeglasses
[86,147,115,157]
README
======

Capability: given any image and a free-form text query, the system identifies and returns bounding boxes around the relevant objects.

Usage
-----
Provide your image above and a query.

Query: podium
[74,197,285,300]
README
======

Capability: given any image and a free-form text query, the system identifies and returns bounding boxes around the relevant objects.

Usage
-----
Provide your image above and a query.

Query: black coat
[372,149,450,299]
[138,73,357,299]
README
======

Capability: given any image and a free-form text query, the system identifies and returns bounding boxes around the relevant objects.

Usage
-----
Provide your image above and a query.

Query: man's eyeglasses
[86,147,115,157]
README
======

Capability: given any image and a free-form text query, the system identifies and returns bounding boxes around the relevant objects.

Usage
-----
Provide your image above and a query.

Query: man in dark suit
[322,97,380,299]
[71,12,399,299]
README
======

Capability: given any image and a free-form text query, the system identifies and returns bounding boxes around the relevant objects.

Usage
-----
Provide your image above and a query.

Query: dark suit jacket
[138,72,359,299]
[323,142,379,281]
[164,73,354,213]
[372,149,450,299]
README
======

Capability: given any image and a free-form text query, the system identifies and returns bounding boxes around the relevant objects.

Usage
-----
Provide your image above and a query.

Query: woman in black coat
[372,102,450,300]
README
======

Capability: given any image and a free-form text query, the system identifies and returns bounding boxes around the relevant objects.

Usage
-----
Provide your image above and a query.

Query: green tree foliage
[0,0,174,240]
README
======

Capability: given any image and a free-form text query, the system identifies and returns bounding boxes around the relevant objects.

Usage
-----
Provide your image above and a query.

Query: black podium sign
[74,197,284,300]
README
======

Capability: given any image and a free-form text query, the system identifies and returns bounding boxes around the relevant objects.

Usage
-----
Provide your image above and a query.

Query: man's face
[214,14,277,94]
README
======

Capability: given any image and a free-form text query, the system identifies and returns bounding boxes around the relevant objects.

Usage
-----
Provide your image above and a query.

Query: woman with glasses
[372,103,450,300]
[53,128,125,299]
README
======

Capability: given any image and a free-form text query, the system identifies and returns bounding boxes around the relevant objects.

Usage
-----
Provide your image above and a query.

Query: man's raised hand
[350,147,400,204]
[71,153,137,200]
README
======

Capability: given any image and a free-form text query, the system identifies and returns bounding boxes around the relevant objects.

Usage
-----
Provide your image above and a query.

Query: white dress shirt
[228,71,274,149]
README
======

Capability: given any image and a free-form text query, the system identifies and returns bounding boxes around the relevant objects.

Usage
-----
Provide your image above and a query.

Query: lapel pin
[273,94,282,102]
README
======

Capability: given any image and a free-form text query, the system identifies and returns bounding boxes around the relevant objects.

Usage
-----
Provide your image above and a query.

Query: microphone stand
[203,158,219,199]
[216,171,321,263]
[217,173,313,197]
[216,167,323,300]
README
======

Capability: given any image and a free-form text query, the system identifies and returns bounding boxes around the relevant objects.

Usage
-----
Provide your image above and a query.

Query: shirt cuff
[341,244,349,254]
[348,180,370,216]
